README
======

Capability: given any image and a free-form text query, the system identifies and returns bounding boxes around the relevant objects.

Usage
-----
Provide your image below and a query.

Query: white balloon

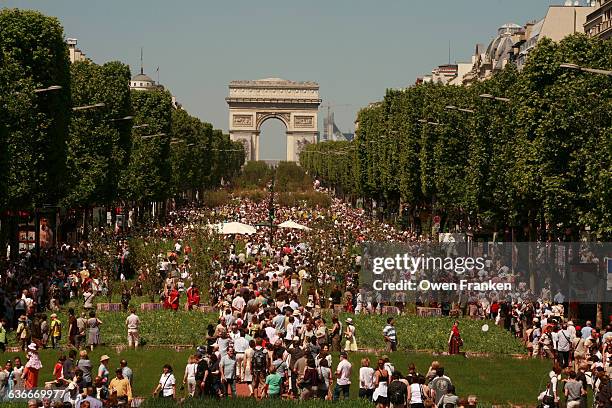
[481,324,489,332]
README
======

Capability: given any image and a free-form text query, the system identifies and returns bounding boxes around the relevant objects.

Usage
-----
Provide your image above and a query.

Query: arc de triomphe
[226,78,321,162]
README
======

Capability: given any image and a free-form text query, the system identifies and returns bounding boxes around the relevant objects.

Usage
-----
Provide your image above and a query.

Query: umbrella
[278,220,311,231]
[208,222,256,235]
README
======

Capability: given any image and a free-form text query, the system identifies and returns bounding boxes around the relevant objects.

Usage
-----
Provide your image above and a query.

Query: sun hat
[50,313,57,318]
[27,343,38,351]
[100,355,110,362]
[346,318,353,324]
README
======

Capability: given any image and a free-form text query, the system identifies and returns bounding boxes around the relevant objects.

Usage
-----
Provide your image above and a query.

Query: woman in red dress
[448,320,462,355]
[186,284,200,310]
[168,287,180,311]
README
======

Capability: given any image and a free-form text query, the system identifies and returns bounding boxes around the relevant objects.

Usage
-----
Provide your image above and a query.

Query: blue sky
[3,0,558,159]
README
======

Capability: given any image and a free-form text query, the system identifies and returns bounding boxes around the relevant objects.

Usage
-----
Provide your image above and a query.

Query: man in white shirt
[555,323,573,368]
[232,295,245,314]
[333,351,352,400]
[125,308,141,348]
[233,331,249,382]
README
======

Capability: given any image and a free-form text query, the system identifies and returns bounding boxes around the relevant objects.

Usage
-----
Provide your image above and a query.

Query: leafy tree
[301,34,611,239]
[119,89,173,202]
[170,108,214,196]
[0,8,71,209]
[64,60,132,207]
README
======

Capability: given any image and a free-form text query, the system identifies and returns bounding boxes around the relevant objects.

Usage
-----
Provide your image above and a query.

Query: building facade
[584,0,612,39]
[418,2,596,86]
[67,38,87,63]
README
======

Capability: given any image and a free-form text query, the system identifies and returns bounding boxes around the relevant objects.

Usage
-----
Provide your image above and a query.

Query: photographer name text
[372,279,512,292]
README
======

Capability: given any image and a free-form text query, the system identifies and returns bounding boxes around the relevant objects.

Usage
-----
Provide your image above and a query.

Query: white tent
[207,222,256,235]
[277,220,311,231]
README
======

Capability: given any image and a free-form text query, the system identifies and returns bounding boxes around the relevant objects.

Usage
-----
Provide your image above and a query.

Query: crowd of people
[0,186,611,407]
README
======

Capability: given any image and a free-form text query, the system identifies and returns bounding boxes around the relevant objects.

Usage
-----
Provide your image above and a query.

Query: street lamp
[140,133,167,140]
[33,85,63,94]
[418,119,443,126]
[108,116,134,122]
[559,63,612,76]
[72,102,106,111]
[445,105,475,114]
[479,94,510,103]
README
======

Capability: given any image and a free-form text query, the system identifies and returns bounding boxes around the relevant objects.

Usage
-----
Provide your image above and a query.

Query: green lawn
[1,347,550,404]
[8,309,525,354]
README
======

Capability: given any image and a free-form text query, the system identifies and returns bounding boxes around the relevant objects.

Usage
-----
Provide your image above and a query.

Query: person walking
[153,364,176,399]
[108,368,132,407]
[330,316,342,352]
[22,343,42,389]
[251,338,269,399]
[98,355,110,389]
[87,311,102,351]
[318,359,333,400]
[125,308,140,348]
[408,374,430,408]
[372,358,390,408]
[564,370,586,408]
[120,360,133,386]
[220,347,238,398]
[448,321,462,355]
[68,308,79,348]
[333,351,352,401]
[344,318,357,352]
[50,313,62,349]
[387,372,408,408]
[383,317,398,352]
[183,355,198,397]
[359,357,375,401]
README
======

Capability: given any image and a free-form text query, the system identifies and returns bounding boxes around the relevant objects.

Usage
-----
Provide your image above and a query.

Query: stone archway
[226,78,321,162]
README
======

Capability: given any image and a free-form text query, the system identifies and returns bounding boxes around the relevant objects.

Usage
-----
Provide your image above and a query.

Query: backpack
[305,367,319,387]
[388,380,407,405]
[195,359,208,381]
[440,395,457,408]
[253,349,267,372]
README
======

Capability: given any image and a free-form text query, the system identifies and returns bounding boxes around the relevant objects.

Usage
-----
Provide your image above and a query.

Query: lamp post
[479,94,510,103]
[140,133,167,140]
[33,85,63,94]
[108,116,134,122]
[72,102,106,111]
[560,63,612,76]
[267,170,276,245]
[445,105,475,114]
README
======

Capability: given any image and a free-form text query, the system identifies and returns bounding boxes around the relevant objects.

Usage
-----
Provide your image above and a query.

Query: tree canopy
[301,34,611,239]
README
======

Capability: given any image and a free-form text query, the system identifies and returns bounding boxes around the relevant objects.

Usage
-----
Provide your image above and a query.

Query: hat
[50,313,57,318]
[382,355,389,361]
[100,355,110,362]
[346,318,353,324]
[27,343,38,351]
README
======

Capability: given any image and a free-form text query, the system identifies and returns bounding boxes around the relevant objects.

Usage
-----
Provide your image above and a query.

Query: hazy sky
[3,0,559,159]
